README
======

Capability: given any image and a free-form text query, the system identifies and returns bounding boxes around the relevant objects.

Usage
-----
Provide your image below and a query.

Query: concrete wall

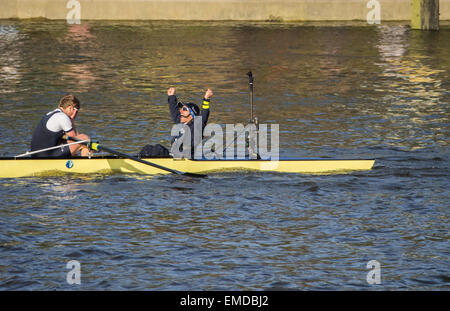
[1,0,450,21]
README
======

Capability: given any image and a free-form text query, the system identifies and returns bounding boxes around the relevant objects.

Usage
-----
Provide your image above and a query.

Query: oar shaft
[97,144,183,175]
[64,135,205,177]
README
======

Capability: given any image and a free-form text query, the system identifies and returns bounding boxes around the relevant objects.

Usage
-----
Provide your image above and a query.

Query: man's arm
[168,87,180,123]
[201,88,213,129]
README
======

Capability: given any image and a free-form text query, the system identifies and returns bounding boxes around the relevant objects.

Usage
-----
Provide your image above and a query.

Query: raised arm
[167,87,180,123]
[201,88,213,129]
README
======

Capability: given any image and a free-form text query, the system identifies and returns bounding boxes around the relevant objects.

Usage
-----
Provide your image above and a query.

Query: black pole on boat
[247,71,260,159]
[63,135,207,178]
[247,71,254,122]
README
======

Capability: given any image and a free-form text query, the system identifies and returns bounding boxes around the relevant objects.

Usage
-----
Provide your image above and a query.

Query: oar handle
[63,134,100,151]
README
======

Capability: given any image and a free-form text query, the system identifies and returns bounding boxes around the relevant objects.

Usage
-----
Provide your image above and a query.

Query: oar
[14,139,90,158]
[63,135,207,178]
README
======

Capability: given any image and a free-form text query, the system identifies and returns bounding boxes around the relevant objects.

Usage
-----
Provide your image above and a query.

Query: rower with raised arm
[30,94,91,158]
[168,87,212,158]
[139,87,213,158]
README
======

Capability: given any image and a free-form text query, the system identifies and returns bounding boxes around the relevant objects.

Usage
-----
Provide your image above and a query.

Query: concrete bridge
[1,1,448,28]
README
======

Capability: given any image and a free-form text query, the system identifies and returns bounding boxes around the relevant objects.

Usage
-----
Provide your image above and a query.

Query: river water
[0,20,448,290]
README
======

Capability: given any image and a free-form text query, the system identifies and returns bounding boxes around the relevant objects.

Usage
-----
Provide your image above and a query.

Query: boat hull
[0,157,375,178]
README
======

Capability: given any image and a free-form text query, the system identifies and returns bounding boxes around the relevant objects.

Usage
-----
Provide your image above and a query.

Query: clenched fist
[168,87,176,96]
[204,88,213,100]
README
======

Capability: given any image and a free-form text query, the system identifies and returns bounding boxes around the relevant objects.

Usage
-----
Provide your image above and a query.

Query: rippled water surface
[0,20,449,290]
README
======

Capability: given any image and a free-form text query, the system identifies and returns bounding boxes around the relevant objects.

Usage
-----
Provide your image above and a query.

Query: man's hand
[204,88,213,100]
[168,87,176,96]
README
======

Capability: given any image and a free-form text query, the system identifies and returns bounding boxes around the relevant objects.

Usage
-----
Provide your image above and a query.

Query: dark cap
[177,102,200,116]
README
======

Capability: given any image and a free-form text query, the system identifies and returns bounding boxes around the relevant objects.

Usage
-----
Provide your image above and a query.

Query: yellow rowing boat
[0,157,375,178]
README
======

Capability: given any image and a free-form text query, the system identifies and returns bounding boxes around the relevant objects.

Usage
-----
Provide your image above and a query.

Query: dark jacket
[168,95,210,158]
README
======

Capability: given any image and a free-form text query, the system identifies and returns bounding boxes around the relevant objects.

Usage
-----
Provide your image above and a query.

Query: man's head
[178,102,199,124]
[58,94,80,119]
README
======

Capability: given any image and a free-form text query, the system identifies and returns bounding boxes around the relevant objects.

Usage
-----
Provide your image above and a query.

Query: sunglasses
[180,106,196,119]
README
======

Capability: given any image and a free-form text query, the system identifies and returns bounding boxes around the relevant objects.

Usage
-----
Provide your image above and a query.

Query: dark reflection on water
[0,20,449,290]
